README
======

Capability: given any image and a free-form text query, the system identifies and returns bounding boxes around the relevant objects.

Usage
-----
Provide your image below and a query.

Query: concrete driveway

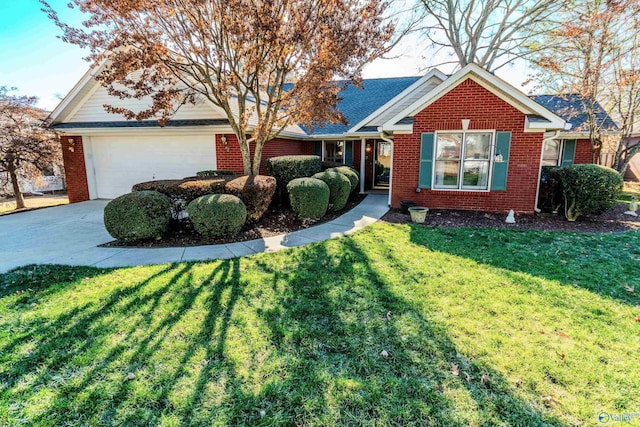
[0,195,390,273]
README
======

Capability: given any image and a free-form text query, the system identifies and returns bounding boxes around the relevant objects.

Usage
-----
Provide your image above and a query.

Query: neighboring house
[50,63,617,213]
[0,164,65,198]
[625,121,640,182]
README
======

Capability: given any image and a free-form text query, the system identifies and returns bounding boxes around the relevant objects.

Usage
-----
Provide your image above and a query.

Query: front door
[374,140,392,188]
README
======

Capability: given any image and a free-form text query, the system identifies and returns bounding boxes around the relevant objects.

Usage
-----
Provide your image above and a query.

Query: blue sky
[0,0,87,110]
[0,1,529,112]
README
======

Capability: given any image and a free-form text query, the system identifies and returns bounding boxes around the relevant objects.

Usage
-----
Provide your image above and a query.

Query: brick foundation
[392,79,544,214]
[60,135,90,203]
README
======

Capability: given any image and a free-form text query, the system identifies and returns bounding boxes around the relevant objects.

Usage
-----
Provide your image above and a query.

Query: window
[324,141,344,163]
[434,132,493,190]
[542,140,563,166]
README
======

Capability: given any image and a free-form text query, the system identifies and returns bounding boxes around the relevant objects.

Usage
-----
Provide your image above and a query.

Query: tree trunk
[252,139,265,176]
[7,162,25,210]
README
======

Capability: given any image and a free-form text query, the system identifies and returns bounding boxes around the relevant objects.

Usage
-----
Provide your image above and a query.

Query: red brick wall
[392,79,544,214]
[574,139,595,164]
[216,134,312,175]
[60,135,90,203]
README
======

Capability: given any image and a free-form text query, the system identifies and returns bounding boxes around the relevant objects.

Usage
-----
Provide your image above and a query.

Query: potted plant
[408,206,428,223]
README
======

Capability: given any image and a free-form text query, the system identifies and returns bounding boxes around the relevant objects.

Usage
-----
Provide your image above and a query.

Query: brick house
[51,63,616,213]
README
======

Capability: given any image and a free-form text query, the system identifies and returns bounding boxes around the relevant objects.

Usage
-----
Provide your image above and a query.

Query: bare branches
[0,87,60,208]
[417,0,565,71]
[532,0,640,173]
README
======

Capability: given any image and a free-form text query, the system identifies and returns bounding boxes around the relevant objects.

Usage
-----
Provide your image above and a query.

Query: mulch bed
[101,194,366,248]
[382,202,640,233]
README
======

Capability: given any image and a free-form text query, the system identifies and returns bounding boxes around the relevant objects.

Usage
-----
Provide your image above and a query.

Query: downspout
[535,130,561,212]
[379,130,394,207]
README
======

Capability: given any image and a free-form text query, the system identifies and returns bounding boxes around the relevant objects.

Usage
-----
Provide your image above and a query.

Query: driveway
[0,195,390,273]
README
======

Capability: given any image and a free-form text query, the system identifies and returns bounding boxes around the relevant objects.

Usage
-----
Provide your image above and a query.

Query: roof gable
[382,63,566,132]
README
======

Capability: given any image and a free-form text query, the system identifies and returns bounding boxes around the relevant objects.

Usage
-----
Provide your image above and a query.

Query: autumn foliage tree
[42,0,394,176]
[533,0,640,174]
[0,87,60,209]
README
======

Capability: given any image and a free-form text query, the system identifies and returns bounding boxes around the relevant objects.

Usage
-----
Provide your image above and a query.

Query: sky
[0,0,532,112]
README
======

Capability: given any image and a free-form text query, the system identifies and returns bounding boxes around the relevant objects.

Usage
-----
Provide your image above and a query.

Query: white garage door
[88,134,217,199]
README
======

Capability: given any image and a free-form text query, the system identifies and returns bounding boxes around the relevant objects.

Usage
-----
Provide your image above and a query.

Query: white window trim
[431,130,497,192]
[322,140,347,165]
[542,139,565,167]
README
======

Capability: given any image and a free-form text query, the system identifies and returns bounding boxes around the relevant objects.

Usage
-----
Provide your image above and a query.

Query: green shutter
[345,141,354,166]
[561,139,576,167]
[491,131,511,191]
[313,141,322,157]
[418,133,434,188]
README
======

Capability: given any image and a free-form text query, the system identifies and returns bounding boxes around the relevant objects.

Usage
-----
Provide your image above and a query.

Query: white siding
[365,76,442,127]
[64,79,228,123]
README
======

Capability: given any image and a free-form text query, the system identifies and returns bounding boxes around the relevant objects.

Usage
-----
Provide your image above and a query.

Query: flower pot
[408,206,428,223]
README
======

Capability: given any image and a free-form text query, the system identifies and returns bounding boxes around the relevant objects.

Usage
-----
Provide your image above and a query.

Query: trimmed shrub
[312,170,351,212]
[266,155,321,199]
[224,175,277,222]
[328,166,359,193]
[287,178,330,219]
[104,191,171,242]
[196,170,237,178]
[186,194,247,237]
[132,177,232,219]
[555,164,623,221]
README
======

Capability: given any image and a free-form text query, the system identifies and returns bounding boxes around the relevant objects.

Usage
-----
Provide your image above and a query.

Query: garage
[86,134,217,199]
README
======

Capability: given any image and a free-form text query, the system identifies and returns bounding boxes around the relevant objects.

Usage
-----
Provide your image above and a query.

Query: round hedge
[328,166,359,192]
[104,191,172,242]
[287,178,330,219]
[186,194,247,237]
[312,170,351,212]
[224,175,276,222]
[555,164,623,221]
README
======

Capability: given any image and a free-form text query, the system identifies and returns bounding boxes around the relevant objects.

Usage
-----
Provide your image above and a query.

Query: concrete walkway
[0,194,389,273]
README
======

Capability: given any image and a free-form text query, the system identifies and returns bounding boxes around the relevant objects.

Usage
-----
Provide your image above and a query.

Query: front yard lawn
[1,223,639,426]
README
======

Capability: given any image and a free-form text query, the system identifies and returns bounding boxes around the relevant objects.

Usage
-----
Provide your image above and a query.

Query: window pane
[465,133,491,160]
[436,134,462,160]
[325,141,344,163]
[435,161,459,186]
[462,161,490,188]
[542,140,561,166]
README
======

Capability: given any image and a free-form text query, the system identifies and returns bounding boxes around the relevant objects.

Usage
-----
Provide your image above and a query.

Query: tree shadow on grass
[235,240,568,426]
[406,224,640,306]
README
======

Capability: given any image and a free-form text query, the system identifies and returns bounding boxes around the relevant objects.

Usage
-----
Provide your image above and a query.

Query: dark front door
[363,140,374,191]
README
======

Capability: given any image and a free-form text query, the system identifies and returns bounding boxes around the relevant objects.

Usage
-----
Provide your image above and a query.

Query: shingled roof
[530,94,619,132]
[301,76,421,135]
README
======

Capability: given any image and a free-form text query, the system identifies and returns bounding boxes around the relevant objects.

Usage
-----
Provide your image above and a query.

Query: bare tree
[42,0,395,176]
[418,0,565,72]
[532,0,640,173]
[0,87,60,209]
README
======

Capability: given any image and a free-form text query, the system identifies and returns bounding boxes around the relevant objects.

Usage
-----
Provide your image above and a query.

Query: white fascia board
[558,130,620,139]
[49,61,108,123]
[346,69,448,134]
[382,124,413,133]
[56,125,234,136]
[525,116,565,131]
[382,63,566,131]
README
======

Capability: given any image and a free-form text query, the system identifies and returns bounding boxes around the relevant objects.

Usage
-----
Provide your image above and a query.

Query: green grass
[1,223,639,426]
